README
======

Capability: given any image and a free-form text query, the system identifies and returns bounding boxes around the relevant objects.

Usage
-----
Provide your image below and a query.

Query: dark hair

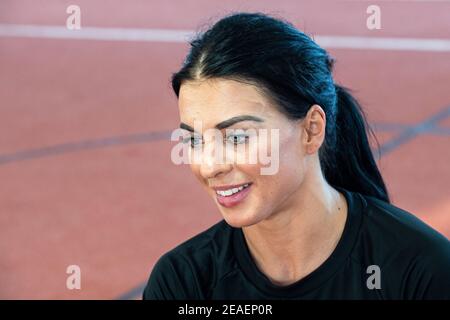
[171,12,390,203]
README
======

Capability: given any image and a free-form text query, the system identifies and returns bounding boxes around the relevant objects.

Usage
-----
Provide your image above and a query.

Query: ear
[303,104,326,154]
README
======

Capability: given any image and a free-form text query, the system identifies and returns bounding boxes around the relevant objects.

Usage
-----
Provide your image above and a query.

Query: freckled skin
[179,78,327,228]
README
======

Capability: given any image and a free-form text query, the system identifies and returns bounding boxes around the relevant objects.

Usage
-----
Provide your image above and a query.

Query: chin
[221,210,263,228]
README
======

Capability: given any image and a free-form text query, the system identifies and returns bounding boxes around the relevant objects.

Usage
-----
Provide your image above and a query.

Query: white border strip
[1,24,450,52]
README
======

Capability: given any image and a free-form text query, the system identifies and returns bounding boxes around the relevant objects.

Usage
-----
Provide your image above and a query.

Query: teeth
[216,184,250,197]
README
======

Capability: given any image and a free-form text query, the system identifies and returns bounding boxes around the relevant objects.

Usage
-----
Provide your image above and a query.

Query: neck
[242,172,348,286]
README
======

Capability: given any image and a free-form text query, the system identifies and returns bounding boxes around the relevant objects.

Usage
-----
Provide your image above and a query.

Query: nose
[199,138,232,179]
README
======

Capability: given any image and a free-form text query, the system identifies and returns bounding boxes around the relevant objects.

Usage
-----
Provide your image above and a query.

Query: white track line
[1,24,450,52]
[0,24,194,42]
[314,35,450,52]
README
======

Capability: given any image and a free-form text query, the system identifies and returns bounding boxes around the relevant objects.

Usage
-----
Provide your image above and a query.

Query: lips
[213,183,253,208]
[212,182,251,191]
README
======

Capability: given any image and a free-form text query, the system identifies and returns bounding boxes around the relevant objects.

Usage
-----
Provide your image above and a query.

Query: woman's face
[178,78,311,228]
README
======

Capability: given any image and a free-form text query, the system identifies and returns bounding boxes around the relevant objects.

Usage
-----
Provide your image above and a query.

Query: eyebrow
[180,115,264,132]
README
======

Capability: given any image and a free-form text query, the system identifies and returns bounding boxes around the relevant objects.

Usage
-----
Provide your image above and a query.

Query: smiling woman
[143,12,450,300]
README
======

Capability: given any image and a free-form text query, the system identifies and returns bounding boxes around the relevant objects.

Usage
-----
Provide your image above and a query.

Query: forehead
[178,78,274,124]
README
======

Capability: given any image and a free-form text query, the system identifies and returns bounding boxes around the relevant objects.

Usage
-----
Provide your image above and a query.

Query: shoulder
[361,194,449,252]
[356,193,450,299]
[143,220,236,300]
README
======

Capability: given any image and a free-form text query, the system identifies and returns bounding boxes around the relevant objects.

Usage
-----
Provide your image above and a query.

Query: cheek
[255,133,305,198]
[280,136,305,183]
[255,127,304,175]
[189,163,205,184]
[258,158,303,198]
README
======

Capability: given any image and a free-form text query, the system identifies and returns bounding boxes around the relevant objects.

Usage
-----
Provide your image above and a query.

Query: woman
[143,12,450,299]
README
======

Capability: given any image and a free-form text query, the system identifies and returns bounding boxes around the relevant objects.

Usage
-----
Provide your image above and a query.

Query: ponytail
[324,84,390,203]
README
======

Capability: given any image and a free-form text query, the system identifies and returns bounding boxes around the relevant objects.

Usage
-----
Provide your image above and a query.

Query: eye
[182,136,203,148]
[226,134,249,145]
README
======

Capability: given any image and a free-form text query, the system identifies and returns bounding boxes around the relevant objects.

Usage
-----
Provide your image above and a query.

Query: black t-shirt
[143,187,450,299]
